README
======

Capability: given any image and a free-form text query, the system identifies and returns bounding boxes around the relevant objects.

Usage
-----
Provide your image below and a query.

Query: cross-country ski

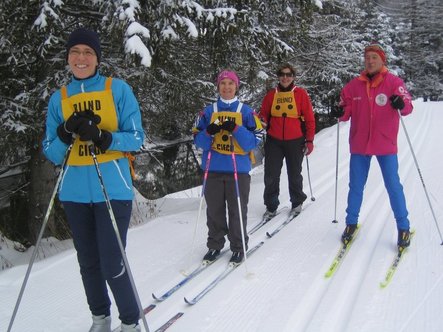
[380,230,416,288]
[184,241,264,305]
[2,98,441,332]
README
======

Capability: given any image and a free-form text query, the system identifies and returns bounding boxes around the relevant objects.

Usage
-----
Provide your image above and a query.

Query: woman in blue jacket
[193,70,263,265]
[42,28,143,332]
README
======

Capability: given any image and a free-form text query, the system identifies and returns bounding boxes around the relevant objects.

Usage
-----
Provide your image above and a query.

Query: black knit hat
[66,28,101,62]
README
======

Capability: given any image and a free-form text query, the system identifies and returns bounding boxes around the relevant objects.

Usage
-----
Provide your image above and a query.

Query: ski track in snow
[2,101,443,332]
[167,102,443,332]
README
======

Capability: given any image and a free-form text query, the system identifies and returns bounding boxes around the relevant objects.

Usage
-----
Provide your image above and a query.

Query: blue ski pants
[63,200,139,325]
[345,154,410,230]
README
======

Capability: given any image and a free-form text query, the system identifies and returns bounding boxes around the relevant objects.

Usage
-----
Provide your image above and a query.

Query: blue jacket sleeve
[108,79,144,151]
[193,106,213,151]
[42,91,70,165]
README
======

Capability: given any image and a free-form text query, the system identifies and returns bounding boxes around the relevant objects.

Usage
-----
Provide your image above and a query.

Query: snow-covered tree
[396,0,443,98]
[1,0,436,245]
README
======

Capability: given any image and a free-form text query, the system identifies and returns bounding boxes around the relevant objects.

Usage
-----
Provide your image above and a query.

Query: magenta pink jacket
[339,66,413,155]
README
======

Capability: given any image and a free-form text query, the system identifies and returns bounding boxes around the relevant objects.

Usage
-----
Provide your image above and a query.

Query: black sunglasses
[278,72,294,78]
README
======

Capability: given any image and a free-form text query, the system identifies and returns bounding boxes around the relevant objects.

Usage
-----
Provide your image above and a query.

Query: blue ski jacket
[42,72,144,203]
[193,97,263,174]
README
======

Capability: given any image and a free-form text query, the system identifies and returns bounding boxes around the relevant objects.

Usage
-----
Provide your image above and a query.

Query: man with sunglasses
[332,42,413,250]
[259,63,316,220]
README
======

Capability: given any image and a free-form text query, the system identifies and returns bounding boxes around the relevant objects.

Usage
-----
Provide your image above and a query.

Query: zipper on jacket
[282,113,287,140]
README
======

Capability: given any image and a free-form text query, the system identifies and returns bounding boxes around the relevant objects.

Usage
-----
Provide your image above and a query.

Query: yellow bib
[210,103,247,155]
[61,77,124,165]
[270,88,299,118]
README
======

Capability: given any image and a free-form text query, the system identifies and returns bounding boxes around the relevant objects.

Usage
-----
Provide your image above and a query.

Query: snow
[126,22,150,39]
[181,17,199,38]
[125,22,152,67]
[125,35,152,67]
[120,0,141,22]
[2,100,443,331]
[314,0,323,10]
[257,70,269,80]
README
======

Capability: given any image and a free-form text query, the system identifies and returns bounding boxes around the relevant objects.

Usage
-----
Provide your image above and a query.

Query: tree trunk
[27,142,61,244]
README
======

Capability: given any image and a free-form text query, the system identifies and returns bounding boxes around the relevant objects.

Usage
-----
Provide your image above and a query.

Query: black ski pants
[263,136,307,211]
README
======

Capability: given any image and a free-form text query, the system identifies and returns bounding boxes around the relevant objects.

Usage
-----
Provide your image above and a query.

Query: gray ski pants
[204,172,250,253]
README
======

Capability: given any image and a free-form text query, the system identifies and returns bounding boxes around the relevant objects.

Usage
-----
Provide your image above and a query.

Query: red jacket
[339,67,413,155]
[259,85,315,141]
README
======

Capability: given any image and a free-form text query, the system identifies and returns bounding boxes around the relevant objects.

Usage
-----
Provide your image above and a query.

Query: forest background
[0,0,442,248]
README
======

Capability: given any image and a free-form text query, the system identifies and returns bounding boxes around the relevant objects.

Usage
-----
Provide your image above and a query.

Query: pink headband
[216,70,239,87]
[364,43,387,64]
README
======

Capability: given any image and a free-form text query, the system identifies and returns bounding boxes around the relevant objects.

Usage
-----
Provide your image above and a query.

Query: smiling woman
[41,27,145,332]
[66,28,101,79]
[192,69,264,265]
[68,45,98,79]
[258,63,316,219]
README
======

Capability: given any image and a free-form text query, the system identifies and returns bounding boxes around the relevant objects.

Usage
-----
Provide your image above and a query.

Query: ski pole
[184,148,213,272]
[184,122,220,273]
[8,143,74,332]
[305,155,315,201]
[397,109,443,244]
[229,135,249,274]
[332,119,340,223]
[88,145,150,332]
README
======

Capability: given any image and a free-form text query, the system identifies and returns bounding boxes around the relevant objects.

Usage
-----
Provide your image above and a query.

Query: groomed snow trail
[2,101,443,332]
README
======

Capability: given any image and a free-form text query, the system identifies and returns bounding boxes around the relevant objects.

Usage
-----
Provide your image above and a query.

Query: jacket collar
[70,71,101,91]
[217,96,239,110]
[277,82,295,92]
[358,66,388,88]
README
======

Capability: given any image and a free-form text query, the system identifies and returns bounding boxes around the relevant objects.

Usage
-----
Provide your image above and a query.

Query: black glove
[57,112,86,144]
[220,120,237,132]
[77,120,113,152]
[57,123,74,145]
[330,106,344,119]
[206,122,221,135]
[57,111,102,145]
[94,130,113,152]
[77,119,102,142]
[78,109,101,125]
[64,112,85,133]
[390,95,405,110]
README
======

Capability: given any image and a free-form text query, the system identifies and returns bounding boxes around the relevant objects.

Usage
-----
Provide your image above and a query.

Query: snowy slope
[1,100,443,332]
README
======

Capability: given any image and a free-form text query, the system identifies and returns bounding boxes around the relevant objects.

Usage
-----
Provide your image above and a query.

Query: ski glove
[93,130,113,152]
[64,112,84,133]
[57,124,74,145]
[56,113,85,144]
[206,122,221,135]
[78,109,101,125]
[330,106,344,119]
[77,120,101,142]
[77,120,113,152]
[220,120,237,132]
[304,141,314,156]
[390,95,405,110]
[57,111,102,145]
[65,110,101,133]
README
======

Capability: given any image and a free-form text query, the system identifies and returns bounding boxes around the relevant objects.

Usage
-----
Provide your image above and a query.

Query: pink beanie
[216,70,239,88]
